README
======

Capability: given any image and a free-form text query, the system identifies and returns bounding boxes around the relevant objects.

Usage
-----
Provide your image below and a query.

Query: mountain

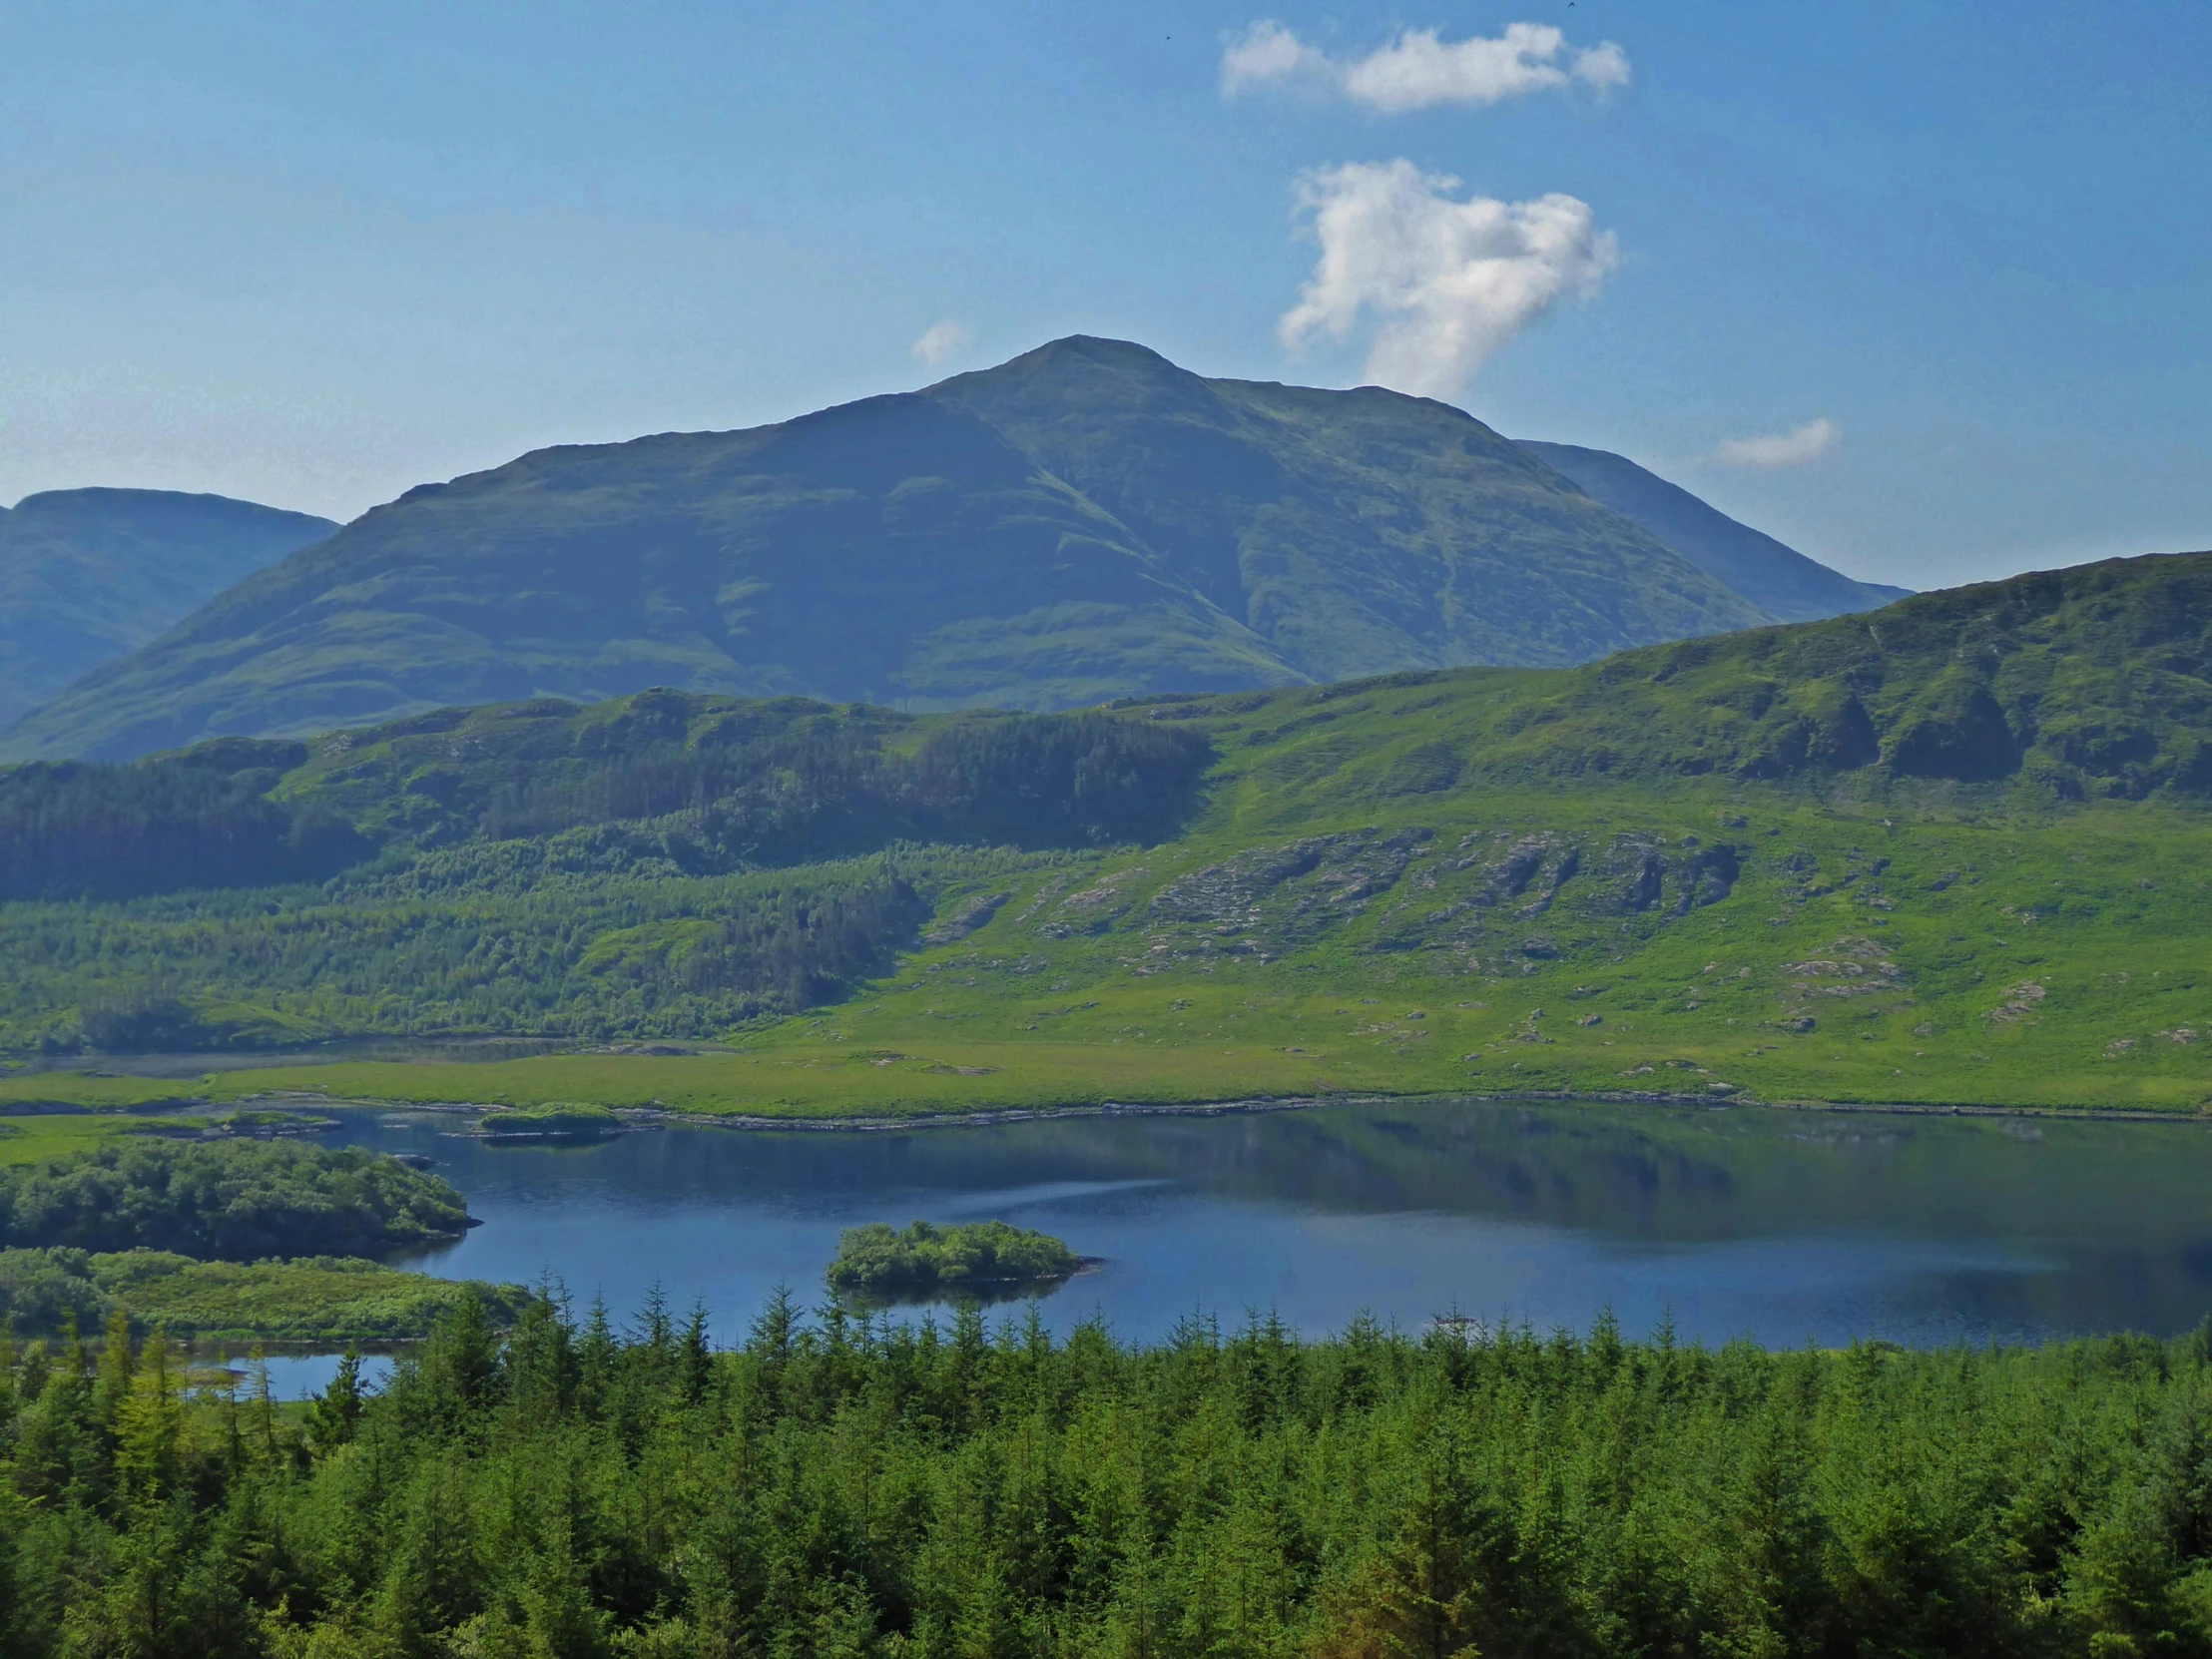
[0,489,337,727]
[1,551,2208,1112]
[2,337,1790,763]
[1518,440,1909,623]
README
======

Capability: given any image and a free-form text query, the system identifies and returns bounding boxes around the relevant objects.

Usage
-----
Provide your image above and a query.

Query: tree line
[0,849,1022,1052]
[0,740,366,902]
[446,708,1213,863]
[0,1141,470,1261]
[0,700,1212,903]
[6,1288,2212,1655]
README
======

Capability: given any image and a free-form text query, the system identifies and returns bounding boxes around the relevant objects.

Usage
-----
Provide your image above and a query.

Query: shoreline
[236,1086,2212,1132]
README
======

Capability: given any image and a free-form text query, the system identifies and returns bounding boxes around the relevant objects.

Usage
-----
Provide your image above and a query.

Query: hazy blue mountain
[0,489,336,727]
[3,339,1775,762]
[1518,440,1909,623]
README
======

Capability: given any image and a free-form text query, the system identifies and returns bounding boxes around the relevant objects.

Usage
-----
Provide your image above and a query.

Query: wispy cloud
[1704,417,1841,470]
[1279,160,1617,402]
[1220,20,1332,96]
[1223,20,1628,111]
[910,320,973,367]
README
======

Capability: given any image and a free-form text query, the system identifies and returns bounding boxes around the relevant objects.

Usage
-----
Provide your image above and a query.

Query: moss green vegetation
[0,1247,524,1343]
[11,1290,2212,1653]
[0,1139,472,1260]
[826,1220,1080,1298]
[0,549,2207,1112]
[0,1110,162,1167]
[477,1101,622,1135]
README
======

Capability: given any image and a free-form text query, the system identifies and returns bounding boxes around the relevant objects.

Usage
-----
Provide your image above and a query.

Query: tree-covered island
[826,1219,1082,1299]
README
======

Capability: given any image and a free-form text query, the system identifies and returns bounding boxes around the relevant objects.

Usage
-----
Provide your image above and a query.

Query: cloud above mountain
[1222,20,1628,111]
[1705,418,1841,470]
[911,320,974,366]
[1279,160,1617,402]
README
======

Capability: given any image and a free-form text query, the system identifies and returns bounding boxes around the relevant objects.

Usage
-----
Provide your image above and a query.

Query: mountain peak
[3,340,1862,762]
[1001,334,1185,372]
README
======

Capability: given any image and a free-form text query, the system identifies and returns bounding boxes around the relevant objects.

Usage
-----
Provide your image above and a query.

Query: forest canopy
[0,1139,472,1261]
[0,694,1216,904]
[7,1290,2212,1655]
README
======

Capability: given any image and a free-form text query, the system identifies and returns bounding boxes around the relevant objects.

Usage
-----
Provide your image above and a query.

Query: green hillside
[1519,440,1910,623]
[0,338,1790,763]
[0,551,2207,1115]
[0,487,335,726]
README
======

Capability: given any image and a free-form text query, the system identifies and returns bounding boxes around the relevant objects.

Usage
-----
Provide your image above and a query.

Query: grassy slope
[3,724,2203,1118]
[2,551,2207,1117]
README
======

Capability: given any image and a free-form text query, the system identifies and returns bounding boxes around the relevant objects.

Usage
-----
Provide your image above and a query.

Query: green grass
[0,1108,176,1165]
[0,1245,527,1343]
[91,1252,527,1345]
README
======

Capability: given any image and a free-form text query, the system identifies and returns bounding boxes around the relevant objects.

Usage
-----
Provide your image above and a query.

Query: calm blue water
[247,1098,2212,1393]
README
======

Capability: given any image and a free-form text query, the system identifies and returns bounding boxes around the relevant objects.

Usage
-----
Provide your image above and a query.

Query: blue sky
[1,0,2206,590]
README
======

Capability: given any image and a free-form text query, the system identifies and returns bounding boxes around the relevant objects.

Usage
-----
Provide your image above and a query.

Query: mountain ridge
[1516,439,1909,623]
[0,488,337,727]
[3,337,1882,763]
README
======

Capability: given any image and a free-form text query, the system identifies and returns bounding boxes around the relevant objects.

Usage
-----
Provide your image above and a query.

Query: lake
[260,1096,2212,1393]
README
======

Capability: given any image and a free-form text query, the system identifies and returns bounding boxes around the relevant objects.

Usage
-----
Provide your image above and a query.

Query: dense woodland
[0,1144,510,1347]
[0,845,1025,1052]
[5,1292,2212,1656]
[0,697,1202,1052]
[0,701,1213,905]
[0,740,365,903]
[0,1141,471,1261]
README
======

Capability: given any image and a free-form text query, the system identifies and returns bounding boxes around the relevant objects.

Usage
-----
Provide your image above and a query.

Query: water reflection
[300,1099,2212,1358]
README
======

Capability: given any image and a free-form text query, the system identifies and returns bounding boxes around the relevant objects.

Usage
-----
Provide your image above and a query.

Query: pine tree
[307,1346,367,1455]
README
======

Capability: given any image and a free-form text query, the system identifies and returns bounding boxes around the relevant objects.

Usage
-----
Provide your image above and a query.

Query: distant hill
[0,489,336,727]
[1518,440,1909,623]
[9,549,2206,913]
[1225,547,2212,804]
[3,550,2210,1114]
[3,337,1791,762]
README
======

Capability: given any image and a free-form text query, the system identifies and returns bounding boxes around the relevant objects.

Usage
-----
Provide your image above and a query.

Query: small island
[827,1220,1083,1300]
[472,1102,626,1141]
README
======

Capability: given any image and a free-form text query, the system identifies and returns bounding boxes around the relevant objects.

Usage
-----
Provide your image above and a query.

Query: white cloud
[1220,20,1332,96]
[1705,417,1841,470]
[910,319,973,366]
[1279,160,1618,401]
[1222,20,1628,111]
